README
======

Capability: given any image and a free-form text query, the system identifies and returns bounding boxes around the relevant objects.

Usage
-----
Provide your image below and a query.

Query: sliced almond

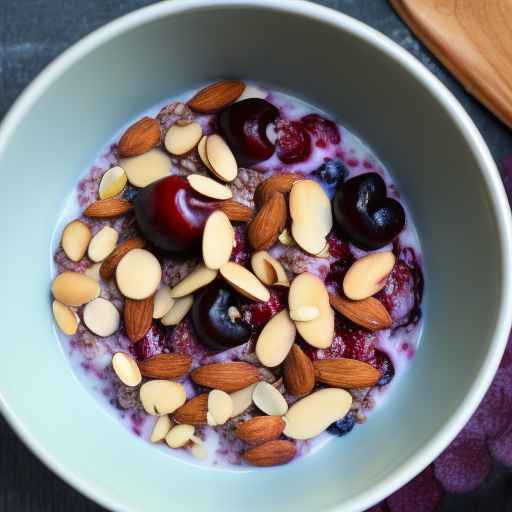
[283,388,352,440]
[187,174,232,200]
[188,80,245,113]
[289,180,332,255]
[99,166,128,199]
[206,411,218,427]
[248,192,287,251]
[165,122,203,156]
[52,300,79,335]
[207,389,233,426]
[165,424,195,448]
[242,440,296,467]
[87,226,119,263]
[191,362,260,393]
[83,297,120,337]
[343,251,395,300]
[278,228,295,246]
[170,264,218,298]
[288,273,334,349]
[197,135,214,171]
[83,198,133,218]
[153,287,175,319]
[118,117,161,157]
[235,416,285,445]
[205,134,238,182]
[251,250,288,286]
[190,441,208,460]
[218,199,254,222]
[84,263,102,282]
[229,383,258,418]
[174,393,208,425]
[150,415,172,443]
[329,293,392,331]
[120,148,171,188]
[116,248,162,300]
[283,344,316,396]
[112,352,142,387]
[202,211,234,270]
[99,237,145,281]
[124,295,154,342]
[51,271,100,306]
[61,220,91,262]
[138,353,192,380]
[139,380,187,416]
[313,358,381,388]
[161,295,194,326]
[289,305,319,322]
[220,262,270,302]
[255,310,296,368]
[252,381,288,416]
[255,173,302,207]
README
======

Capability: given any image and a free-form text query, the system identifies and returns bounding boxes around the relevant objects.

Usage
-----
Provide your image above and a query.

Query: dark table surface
[1,1,512,511]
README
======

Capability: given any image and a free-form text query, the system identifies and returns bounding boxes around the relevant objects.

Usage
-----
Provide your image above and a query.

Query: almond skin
[254,173,302,206]
[313,358,381,388]
[190,362,260,392]
[235,416,285,445]
[248,192,287,250]
[138,353,192,380]
[99,237,145,280]
[118,117,161,157]
[329,293,392,331]
[283,344,316,396]
[188,80,245,113]
[242,440,296,467]
[218,200,254,222]
[124,295,154,342]
[173,393,208,425]
[83,198,133,218]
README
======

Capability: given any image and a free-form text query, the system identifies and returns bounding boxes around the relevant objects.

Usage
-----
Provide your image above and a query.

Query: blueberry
[312,159,347,198]
[123,185,139,202]
[327,412,356,437]
[375,350,395,386]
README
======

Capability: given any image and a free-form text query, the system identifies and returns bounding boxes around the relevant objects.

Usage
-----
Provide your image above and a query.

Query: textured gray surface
[0,1,511,511]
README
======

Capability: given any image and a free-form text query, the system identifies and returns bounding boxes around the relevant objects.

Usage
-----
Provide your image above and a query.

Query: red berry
[301,113,340,148]
[132,324,168,360]
[276,118,311,164]
[241,287,287,328]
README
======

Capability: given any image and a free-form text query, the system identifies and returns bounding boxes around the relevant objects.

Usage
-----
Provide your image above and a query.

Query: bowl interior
[0,2,509,511]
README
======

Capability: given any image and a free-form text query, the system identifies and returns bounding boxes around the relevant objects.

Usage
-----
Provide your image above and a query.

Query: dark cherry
[191,281,252,351]
[333,172,405,250]
[374,350,395,386]
[275,118,311,164]
[217,98,279,166]
[134,175,216,256]
[301,113,341,148]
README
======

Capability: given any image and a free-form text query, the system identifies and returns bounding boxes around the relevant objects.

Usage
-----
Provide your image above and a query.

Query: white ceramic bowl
[1,1,511,511]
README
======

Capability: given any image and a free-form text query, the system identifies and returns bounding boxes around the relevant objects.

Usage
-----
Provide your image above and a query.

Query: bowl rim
[1,0,511,511]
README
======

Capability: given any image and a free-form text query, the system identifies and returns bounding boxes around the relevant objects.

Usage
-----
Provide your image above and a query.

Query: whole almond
[118,117,161,157]
[138,353,192,380]
[313,358,381,388]
[283,344,315,396]
[99,237,145,280]
[191,362,260,392]
[124,295,154,342]
[235,416,285,445]
[83,198,133,218]
[255,173,302,206]
[248,192,287,250]
[218,199,254,222]
[329,293,392,331]
[174,393,208,425]
[188,80,245,113]
[242,440,296,467]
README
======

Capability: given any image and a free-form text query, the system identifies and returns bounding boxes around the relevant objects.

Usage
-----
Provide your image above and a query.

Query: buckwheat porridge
[51,81,423,467]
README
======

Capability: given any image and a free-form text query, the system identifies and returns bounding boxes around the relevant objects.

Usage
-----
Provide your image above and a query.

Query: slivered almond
[83,297,120,337]
[138,353,192,379]
[51,271,100,306]
[289,180,332,255]
[206,134,238,182]
[165,122,203,155]
[197,136,214,171]
[343,252,395,300]
[289,305,319,322]
[52,300,80,335]
[83,198,133,218]
[255,310,296,368]
[150,415,172,443]
[220,262,270,302]
[139,380,186,416]
[188,80,245,113]
[118,117,161,157]
[191,362,260,392]
[165,424,195,448]
[230,383,257,418]
[208,390,233,425]
[313,358,381,388]
[124,295,154,342]
[252,381,288,416]
[112,352,142,387]
[202,211,234,270]
[170,264,218,298]
[174,393,208,425]
[255,173,302,206]
[61,220,91,262]
[98,166,127,199]
[218,199,253,222]
[251,250,288,286]
[87,226,118,262]
[187,174,232,200]
[99,237,145,280]
[120,148,171,188]
[153,287,175,319]
[161,295,194,326]
[242,440,296,467]
[116,248,162,300]
[235,416,285,445]
[329,293,392,331]
[248,192,286,250]
[283,344,315,396]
